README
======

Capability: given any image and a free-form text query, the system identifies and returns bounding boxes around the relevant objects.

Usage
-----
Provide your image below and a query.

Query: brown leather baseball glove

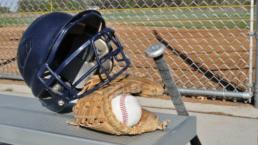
[81,74,165,98]
[70,75,169,135]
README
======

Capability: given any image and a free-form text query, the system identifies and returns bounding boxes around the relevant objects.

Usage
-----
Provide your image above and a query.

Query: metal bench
[0,94,196,145]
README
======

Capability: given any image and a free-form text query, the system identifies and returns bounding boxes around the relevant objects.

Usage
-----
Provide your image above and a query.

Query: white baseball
[111,94,142,127]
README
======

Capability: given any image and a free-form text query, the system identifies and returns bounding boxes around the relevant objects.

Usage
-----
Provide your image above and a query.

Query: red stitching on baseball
[120,95,128,125]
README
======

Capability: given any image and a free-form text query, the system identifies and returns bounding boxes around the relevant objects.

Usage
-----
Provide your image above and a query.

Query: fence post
[254,0,258,108]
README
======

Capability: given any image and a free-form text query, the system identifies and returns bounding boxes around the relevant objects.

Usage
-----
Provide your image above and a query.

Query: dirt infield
[110,24,251,91]
[0,26,26,75]
[0,24,251,92]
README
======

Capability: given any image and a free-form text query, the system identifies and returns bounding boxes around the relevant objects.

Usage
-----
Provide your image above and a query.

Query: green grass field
[0,6,250,29]
[103,7,250,29]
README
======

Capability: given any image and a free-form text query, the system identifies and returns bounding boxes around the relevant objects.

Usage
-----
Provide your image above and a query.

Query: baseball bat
[145,43,202,145]
[153,30,245,92]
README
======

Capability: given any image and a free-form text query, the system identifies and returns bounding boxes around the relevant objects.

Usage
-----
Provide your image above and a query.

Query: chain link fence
[0,0,255,101]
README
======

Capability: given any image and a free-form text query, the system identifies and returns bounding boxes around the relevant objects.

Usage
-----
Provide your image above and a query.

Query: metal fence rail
[0,0,255,102]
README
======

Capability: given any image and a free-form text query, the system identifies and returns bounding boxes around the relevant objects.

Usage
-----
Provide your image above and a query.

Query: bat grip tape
[154,56,189,116]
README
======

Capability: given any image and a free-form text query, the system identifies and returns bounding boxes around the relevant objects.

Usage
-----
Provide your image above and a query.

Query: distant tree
[0,6,11,13]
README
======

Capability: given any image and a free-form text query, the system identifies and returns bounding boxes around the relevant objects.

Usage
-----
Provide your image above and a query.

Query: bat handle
[145,43,188,116]
[145,43,202,145]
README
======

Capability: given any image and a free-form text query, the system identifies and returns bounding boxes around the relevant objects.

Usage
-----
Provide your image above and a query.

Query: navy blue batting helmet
[17,10,130,113]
